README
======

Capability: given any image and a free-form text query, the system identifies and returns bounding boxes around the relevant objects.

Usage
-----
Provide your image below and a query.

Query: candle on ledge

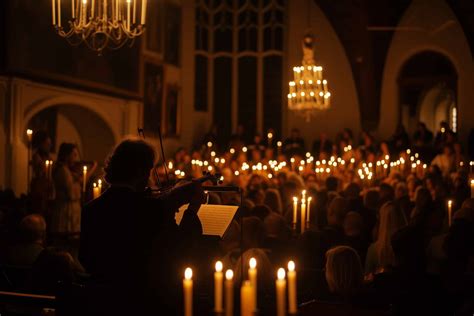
[306,197,312,225]
[276,268,286,316]
[225,269,233,316]
[214,261,224,313]
[240,281,254,316]
[471,179,474,198]
[447,200,453,227]
[183,267,193,316]
[93,183,100,199]
[292,197,298,228]
[82,165,87,193]
[287,260,297,314]
[300,198,306,234]
[248,257,257,305]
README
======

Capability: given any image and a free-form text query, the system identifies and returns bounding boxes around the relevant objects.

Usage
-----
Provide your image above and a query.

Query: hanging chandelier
[287,34,331,120]
[51,0,147,53]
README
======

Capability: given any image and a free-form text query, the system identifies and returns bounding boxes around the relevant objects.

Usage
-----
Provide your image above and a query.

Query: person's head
[57,143,79,166]
[32,130,52,154]
[443,144,454,156]
[104,138,156,190]
[325,246,363,297]
[363,189,380,210]
[411,187,433,219]
[395,182,408,200]
[343,212,363,237]
[375,202,407,269]
[242,216,265,250]
[263,189,283,214]
[379,183,395,205]
[326,176,339,192]
[19,214,46,245]
[264,212,288,240]
[344,182,361,200]
[251,204,271,221]
[327,197,349,227]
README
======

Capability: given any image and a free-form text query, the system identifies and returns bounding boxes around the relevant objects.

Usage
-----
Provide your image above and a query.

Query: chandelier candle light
[288,34,331,121]
[51,0,147,53]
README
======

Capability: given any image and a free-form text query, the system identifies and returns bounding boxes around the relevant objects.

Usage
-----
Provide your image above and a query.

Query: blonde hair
[375,202,406,269]
[325,246,363,296]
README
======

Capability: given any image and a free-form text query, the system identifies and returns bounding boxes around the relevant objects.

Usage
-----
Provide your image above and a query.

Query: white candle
[248,257,257,306]
[52,0,56,24]
[93,183,100,199]
[471,179,474,198]
[82,166,87,193]
[225,269,233,316]
[276,268,286,316]
[91,0,95,18]
[214,261,224,313]
[448,200,453,227]
[141,0,147,24]
[45,161,50,180]
[240,281,254,316]
[57,0,61,27]
[133,0,137,24]
[300,199,306,234]
[292,197,298,227]
[72,0,76,18]
[98,179,102,193]
[126,0,131,30]
[183,268,193,316]
[287,261,297,314]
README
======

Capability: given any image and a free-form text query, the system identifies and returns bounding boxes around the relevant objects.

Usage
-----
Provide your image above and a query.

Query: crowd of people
[0,121,473,315]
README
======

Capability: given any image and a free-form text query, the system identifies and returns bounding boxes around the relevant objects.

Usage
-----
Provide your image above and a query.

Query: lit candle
[225,269,233,316]
[126,0,131,30]
[98,179,102,193]
[132,0,137,24]
[52,0,56,24]
[306,197,312,225]
[93,183,100,199]
[214,261,224,313]
[45,160,50,180]
[82,165,87,193]
[240,280,255,316]
[300,198,306,234]
[471,179,474,198]
[447,200,453,227]
[91,0,95,17]
[72,0,75,18]
[287,261,297,314]
[57,0,61,27]
[301,189,306,202]
[276,268,286,316]
[141,0,147,24]
[292,197,298,228]
[248,258,257,305]
[183,268,193,316]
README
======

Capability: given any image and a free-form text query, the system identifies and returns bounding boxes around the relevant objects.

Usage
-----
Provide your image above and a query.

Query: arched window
[194,0,286,146]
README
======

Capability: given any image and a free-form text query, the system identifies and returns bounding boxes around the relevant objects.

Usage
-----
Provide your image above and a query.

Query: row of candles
[183,258,298,316]
[292,190,312,234]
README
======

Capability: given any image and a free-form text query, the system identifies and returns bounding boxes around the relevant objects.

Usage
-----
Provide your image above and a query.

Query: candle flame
[93,183,97,188]
[308,197,312,202]
[26,129,33,136]
[215,261,223,272]
[288,260,295,272]
[184,267,192,280]
[277,268,286,280]
[471,179,474,185]
[277,141,282,147]
[448,200,452,207]
[249,257,257,269]
[225,269,233,280]
[293,197,298,203]
[83,165,87,172]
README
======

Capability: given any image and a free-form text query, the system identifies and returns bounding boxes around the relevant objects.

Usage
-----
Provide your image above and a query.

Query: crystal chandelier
[51,0,147,53]
[288,34,331,120]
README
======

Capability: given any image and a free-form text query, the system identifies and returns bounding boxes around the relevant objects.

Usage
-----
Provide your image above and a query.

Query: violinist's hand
[187,181,206,213]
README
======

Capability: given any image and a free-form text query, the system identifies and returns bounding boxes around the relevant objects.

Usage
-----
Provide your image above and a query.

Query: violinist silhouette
[78,138,205,316]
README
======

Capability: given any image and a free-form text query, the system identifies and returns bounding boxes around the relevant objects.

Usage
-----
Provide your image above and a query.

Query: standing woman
[51,143,95,238]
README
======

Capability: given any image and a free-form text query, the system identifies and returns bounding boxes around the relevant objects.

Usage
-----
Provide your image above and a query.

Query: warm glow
[308,197,312,202]
[26,129,33,136]
[93,182,97,188]
[207,141,213,147]
[215,261,223,272]
[83,165,87,172]
[185,268,193,280]
[288,261,295,272]
[448,200,453,207]
[242,147,248,153]
[277,268,286,280]
[225,269,233,280]
[293,197,298,203]
[249,258,257,269]
[267,132,273,139]
[277,141,282,147]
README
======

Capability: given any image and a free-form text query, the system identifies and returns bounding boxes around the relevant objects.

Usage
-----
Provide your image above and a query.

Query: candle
[300,198,306,234]
[91,0,95,17]
[292,197,298,227]
[447,200,453,227]
[141,0,147,24]
[93,183,100,199]
[470,179,474,198]
[248,257,257,305]
[52,0,56,24]
[301,189,306,202]
[57,0,61,27]
[82,165,87,193]
[287,261,297,314]
[133,0,137,23]
[183,268,193,316]
[98,179,102,193]
[307,197,312,224]
[45,161,50,180]
[276,268,286,316]
[214,261,224,313]
[240,281,255,316]
[225,269,233,316]
[126,0,131,30]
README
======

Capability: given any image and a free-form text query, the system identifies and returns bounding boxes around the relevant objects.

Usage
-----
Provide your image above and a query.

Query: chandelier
[288,34,331,120]
[51,0,147,53]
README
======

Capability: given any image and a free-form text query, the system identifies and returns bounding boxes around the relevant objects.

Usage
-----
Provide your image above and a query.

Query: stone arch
[379,0,474,143]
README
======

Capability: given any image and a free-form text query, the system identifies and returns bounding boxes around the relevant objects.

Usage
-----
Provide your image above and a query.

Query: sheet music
[176,204,238,237]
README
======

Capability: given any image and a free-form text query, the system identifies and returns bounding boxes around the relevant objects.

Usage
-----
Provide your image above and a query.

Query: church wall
[380,0,474,145]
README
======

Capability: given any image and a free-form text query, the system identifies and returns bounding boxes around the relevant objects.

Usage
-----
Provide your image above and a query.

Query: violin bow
[157,124,170,184]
